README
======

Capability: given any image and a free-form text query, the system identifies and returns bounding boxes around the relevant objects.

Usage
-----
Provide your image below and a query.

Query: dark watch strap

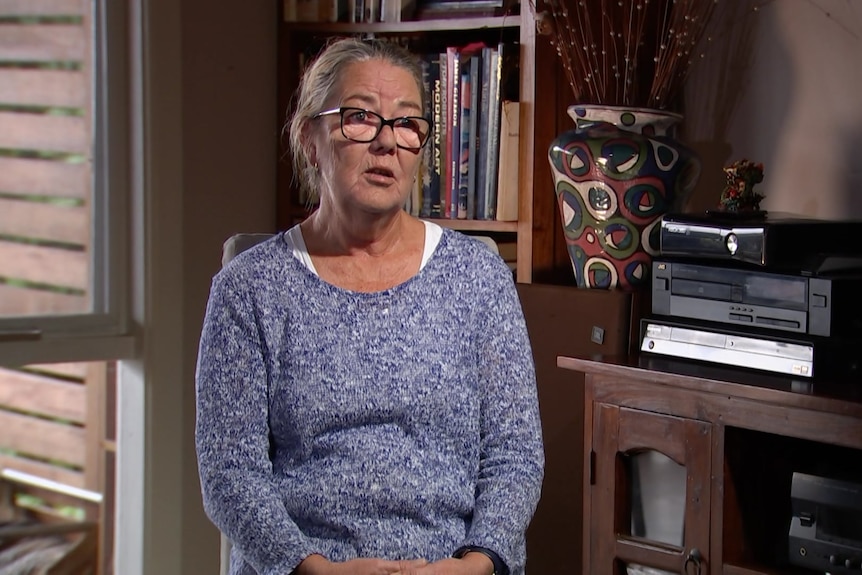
[452,545,510,575]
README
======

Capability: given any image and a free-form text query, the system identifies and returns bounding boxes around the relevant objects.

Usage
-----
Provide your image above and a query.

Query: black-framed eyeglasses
[312,107,431,151]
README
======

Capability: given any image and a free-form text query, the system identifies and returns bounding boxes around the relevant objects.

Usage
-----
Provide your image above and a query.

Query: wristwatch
[452,545,509,575]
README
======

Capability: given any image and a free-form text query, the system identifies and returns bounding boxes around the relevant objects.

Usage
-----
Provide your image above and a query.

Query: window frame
[0,0,136,366]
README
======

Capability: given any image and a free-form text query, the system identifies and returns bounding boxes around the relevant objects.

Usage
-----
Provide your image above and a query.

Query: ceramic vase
[548,105,701,290]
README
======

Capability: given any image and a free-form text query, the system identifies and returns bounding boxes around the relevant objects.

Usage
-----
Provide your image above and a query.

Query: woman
[195,37,544,575]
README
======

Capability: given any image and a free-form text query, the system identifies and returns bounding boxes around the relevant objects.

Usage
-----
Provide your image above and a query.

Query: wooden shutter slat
[0,157,89,199]
[0,198,89,245]
[24,362,89,380]
[0,0,85,16]
[0,111,88,154]
[0,24,86,62]
[0,367,86,423]
[0,453,84,489]
[0,410,85,466]
[0,284,87,315]
[0,241,88,289]
[0,69,87,108]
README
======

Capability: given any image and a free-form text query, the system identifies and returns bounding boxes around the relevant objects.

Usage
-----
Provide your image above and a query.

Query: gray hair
[286,37,426,204]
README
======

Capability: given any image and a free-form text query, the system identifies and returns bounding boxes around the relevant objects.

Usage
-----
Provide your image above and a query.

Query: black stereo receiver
[651,259,862,338]
[659,211,862,269]
[789,472,862,574]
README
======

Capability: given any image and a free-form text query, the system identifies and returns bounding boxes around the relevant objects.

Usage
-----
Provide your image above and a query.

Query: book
[420,54,441,218]
[318,0,341,21]
[296,0,320,21]
[464,47,482,219]
[380,0,401,21]
[444,46,461,219]
[435,51,448,218]
[456,68,471,219]
[495,100,520,222]
[348,0,365,21]
[475,44,494,220]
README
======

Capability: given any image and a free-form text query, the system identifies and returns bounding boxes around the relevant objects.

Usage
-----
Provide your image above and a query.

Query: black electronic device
[639,316,861,380]
[659,211,862,270]
[788,472,862,574]
[651,259,862,338]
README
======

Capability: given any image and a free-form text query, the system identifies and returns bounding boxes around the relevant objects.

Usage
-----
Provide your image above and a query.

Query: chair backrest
[219,233,273,575]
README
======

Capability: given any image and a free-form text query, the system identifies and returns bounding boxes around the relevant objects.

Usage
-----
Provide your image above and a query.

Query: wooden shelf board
[423,218,517,233]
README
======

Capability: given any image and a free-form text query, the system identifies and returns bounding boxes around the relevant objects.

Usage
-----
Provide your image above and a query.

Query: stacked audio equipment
[639,211,862,380]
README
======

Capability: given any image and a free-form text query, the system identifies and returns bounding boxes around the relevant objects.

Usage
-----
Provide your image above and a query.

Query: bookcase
[275,1,572,283]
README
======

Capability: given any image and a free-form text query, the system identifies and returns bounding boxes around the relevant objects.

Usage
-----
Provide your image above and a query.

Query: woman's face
[311,59,424,215]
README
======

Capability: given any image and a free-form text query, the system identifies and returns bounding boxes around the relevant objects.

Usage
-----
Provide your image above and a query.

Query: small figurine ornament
[718,159,765,213]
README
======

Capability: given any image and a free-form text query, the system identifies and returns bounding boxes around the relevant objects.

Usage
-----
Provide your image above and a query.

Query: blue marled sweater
[195,229,544,575]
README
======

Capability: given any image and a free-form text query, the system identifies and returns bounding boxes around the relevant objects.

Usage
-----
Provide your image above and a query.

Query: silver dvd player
[640,319,815,377]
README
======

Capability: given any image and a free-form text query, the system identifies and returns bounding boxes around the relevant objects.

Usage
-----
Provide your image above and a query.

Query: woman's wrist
[452,545,508,575]
[292,553,328,575]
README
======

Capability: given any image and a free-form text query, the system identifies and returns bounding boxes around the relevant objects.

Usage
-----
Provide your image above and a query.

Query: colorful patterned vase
[548,105,701,290]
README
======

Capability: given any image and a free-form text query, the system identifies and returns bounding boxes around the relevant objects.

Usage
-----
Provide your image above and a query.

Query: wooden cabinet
[560,355,862,575]
[275,4,572,283]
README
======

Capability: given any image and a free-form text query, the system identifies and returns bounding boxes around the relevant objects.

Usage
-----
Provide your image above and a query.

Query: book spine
[380,0,401,22]
[348,0,365,21]
[483,44,503,220]
[296,0,319,21]
[421,54,441,218]
[466,48,482,220]
[456,68,471,219]
[445,46,461,219]
[495,100,520,222]
[435,52,447,218]
[475,46,492,220]
[318,0,340,21]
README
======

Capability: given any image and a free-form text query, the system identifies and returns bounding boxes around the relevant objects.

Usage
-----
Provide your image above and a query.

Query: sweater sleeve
[461,259,545,573]
[194,268,315,575]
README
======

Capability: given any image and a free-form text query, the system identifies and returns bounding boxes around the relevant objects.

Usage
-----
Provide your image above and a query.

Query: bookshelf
[275,1,569,283]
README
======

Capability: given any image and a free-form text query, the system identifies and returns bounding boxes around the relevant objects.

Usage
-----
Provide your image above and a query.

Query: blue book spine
[456,69,471,219]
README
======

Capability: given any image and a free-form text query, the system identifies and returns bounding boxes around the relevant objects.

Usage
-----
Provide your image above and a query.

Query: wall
[116,1,277,574]
[179,1,278,573]
[684,0,862,217]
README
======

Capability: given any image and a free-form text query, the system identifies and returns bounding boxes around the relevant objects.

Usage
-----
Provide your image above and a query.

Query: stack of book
[284,0,417,22]
[406,41,520,222]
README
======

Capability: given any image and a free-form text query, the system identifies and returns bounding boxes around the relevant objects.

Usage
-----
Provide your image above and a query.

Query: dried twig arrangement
[535,0,719,110]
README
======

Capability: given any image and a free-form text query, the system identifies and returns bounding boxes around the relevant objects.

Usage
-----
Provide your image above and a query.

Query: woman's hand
[393,553,495,575]
[294,554,429,575]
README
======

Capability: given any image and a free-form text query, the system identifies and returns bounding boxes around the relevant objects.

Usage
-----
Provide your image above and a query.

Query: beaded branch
[532,0,719,110]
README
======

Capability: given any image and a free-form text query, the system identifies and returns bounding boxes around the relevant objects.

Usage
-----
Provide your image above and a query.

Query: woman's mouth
[365,166,395,181]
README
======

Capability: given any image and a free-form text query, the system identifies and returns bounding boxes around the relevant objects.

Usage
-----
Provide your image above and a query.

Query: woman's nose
[371,124,398,151]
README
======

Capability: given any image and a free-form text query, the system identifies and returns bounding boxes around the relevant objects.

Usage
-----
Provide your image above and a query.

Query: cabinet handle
[684,548,704,575]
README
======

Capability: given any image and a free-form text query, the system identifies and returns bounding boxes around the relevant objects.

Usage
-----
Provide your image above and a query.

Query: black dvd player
[651,259,862,338]
[789,472,862,574]
[659,211,862,270]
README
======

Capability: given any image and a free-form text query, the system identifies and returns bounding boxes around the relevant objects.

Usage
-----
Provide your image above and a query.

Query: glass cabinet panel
[628,450,686,546]
[590,403,711,575]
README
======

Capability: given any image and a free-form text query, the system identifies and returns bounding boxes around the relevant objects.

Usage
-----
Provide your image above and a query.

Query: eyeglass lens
[341,108,430,149]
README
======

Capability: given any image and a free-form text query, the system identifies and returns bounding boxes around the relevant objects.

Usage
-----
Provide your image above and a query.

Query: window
[0,0,134,365]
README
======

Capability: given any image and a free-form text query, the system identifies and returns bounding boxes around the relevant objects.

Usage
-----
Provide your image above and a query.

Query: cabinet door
[590,403,711,575]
